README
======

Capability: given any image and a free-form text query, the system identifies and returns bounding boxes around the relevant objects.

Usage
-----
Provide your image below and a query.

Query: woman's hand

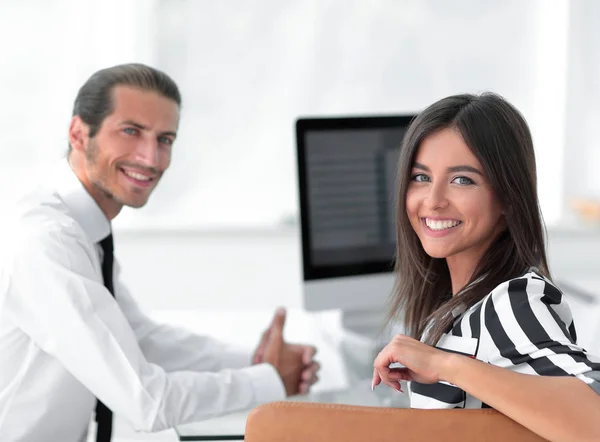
[372,334,454,392]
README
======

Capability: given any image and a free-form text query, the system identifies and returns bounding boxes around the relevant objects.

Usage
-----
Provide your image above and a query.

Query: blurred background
[1,0,599,336]
[3,0,600,440]
[2,0,599,331]
[5,0,600,230]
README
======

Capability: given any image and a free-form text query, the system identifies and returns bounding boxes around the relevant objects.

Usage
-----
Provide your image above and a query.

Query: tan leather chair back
[245,402,549,442]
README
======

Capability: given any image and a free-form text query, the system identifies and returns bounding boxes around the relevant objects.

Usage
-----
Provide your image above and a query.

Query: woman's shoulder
[461,268,566,319]
[484,268,562,303]
[476,268,573,330]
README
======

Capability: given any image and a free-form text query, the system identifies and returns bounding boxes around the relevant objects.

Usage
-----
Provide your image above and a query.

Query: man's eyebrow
[119,120,177,138]
[119,120,147,130]
[412,162,483,176]
[158,130,177,138]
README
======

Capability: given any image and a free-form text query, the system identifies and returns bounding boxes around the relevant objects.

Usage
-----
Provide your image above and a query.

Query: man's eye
[158,137,173,145]
[123,127,138,135]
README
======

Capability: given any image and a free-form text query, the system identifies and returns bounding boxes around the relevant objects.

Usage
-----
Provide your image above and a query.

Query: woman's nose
[424,183,449,210]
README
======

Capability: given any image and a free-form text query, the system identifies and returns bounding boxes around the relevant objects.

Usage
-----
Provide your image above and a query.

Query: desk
[174,323,409,441]
[175,385,408,440]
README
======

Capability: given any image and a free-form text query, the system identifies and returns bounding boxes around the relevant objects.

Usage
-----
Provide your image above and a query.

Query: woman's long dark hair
[387,93,550,346]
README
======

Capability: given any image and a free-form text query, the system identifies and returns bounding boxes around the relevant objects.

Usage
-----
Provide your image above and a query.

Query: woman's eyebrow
[447,165,483,176]
[412,162,483,177]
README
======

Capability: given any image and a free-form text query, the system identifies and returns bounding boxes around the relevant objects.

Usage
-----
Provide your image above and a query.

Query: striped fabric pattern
[409,270,600,409]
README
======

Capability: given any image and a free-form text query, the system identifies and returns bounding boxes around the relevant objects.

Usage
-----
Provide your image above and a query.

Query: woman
[372,93,600,441]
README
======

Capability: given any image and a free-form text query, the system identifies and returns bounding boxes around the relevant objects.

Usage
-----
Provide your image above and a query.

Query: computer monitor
[296,115,416,338]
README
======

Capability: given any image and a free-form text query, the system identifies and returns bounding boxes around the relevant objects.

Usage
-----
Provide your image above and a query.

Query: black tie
[95,234,114,442]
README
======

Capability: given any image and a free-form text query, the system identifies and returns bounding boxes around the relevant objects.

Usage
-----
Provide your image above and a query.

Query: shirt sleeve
[3,228,285,432]
[113,257,253,372]
[481,275,600,395]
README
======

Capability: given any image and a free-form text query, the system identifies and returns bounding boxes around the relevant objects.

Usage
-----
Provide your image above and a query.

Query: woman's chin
[421,246,450,259]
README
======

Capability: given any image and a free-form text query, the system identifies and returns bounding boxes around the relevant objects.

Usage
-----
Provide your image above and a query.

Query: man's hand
[253,308,320,396]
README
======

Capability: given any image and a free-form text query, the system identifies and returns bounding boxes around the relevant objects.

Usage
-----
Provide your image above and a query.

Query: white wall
[0,0,577,230]
[137,0,569,228]
[563,0,600,203]
[114,227,303,310]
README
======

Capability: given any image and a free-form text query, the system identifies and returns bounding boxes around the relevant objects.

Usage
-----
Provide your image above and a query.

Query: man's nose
[133,139,160,169]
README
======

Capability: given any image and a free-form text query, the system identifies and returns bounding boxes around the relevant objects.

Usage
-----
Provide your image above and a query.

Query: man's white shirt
[0,160,285,442]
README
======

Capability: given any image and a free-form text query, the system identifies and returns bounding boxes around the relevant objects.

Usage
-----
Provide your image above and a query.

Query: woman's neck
[446,254,478,296]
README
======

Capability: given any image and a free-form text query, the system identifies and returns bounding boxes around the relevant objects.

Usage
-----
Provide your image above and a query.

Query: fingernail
[371,379,375,391]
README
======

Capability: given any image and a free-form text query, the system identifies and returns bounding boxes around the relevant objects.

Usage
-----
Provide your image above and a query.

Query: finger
[299,382,309,395]
[253,329,270,364]
[269,307,286,341]
[300,374,319,393]
[301,368,315,382]
[263,309,286,363]
[380,377,402,392]
[371,369,382,390]
[386,368,411,382]
[301,361,320,381]
[299,374,319,395]
[301,345,317,365]
[396,382,404,393]
[373,359,391,376]
[373,365,403,391]
[373,348,399,375]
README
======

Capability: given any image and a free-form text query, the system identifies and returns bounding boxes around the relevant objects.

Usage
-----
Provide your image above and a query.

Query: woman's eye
[453,176,474,186]
[411,174,430,183]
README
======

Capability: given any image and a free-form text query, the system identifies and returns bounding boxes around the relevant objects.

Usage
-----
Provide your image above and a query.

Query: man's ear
[68,116,88,152]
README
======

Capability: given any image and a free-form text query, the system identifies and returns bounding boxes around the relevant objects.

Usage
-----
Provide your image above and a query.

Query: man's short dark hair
[70,63,181,145]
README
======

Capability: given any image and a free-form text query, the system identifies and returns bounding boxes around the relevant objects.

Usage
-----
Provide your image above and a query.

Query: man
[0,64,319,442]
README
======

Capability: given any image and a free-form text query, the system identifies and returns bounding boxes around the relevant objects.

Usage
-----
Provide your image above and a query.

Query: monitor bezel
[296,115,415,281]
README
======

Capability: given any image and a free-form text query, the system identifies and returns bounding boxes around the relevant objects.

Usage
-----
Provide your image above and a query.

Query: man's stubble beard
[86,138,128,207]
[85,138,156,209]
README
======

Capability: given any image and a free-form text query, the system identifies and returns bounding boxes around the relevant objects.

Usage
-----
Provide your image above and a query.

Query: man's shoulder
[6,186,88,248]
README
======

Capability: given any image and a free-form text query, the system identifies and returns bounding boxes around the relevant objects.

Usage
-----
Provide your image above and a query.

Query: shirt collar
[54,158,111,244]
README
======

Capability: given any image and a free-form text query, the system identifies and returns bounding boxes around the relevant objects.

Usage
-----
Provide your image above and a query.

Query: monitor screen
[296,115,415,281]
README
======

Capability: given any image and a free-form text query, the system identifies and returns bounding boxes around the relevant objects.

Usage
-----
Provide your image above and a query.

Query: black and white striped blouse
[409,270,600,409]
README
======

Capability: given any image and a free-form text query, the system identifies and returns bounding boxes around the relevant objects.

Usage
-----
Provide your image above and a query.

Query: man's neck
[67,154,122,221]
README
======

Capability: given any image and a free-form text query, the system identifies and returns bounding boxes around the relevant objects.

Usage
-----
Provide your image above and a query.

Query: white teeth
[123,170,151,181]
[425,218,461,231]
